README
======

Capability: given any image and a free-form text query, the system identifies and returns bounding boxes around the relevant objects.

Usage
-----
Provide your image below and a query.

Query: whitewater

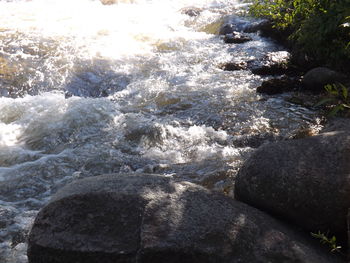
[0,0,319,261]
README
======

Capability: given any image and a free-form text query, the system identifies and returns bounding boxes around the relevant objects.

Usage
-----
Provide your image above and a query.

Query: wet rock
[235,131,350,244]
[65,71,130,98]
[28,174,340,263]
[219,61,247,71]
[250,51,291,75]
[302,67,347,92]
[180,7,202,17]
[0,206,16,229]
[199,18,225,35]
[223,32,252,44]
[219,23,235,35]
[243,19,273,34]
[257,76,299,95]
[243,20,290,45]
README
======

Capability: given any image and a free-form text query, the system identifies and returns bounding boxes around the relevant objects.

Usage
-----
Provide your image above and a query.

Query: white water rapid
[0,0,320,262]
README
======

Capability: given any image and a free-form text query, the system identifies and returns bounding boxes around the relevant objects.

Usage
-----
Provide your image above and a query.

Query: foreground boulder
[28,174,340,263]
[235,131,350,243]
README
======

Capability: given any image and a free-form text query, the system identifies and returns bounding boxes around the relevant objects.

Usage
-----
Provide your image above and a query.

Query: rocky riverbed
[0,0,340,262]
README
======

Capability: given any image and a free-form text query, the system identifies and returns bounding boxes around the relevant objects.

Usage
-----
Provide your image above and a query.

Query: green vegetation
[314,83,350,117]
[249,0,350,68]
[311,231,342,253]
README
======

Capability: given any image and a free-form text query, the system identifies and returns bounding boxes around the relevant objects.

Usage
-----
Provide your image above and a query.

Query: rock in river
[223,32,252,44]
[235,131,350,244]
[28,174,341,263]
[256,76,300,95]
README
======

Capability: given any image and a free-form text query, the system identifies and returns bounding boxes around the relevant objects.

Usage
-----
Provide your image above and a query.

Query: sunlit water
[0,0,321,261]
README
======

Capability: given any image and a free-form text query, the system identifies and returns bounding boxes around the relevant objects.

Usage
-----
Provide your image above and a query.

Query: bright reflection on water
[0,0,320,262]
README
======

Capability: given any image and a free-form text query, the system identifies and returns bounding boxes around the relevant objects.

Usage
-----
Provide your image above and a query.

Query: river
[0,0,320,262]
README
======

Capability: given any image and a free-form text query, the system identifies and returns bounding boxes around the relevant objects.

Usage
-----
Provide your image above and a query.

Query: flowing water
[0,0,321,261]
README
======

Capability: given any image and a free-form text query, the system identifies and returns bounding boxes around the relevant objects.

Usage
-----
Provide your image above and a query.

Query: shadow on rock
[28,173,342,263]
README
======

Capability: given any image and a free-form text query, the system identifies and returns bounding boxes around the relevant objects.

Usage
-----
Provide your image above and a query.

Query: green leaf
[328,104,344,117]
[340,85,348,100]
[313,98,336,107]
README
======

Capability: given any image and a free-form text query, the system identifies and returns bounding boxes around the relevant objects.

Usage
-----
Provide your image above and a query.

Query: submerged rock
[28,174,340,263]
[235,131,350,244]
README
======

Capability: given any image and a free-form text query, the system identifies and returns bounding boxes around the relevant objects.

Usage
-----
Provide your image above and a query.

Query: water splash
[0,0,320,262]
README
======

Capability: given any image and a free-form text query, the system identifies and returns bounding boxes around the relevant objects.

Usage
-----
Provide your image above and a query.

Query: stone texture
[219,62,247,71]
[28,174,342,263]
[219,24,235,35]
[235,131,350,243]
[250,51,291,76]
[302,67,347,91]
[223,32,252,44]
[256,76,299,95]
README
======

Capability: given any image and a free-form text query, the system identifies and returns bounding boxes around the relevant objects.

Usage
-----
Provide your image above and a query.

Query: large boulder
[28,174,340,263]
[235,131,350,243]
[302,67,347,92]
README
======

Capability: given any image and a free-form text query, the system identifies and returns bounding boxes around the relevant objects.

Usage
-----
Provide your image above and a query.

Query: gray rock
[235,131,350,243]
[321,118,350,133]
[219,24,235,35]
[256,76,300,95]
[302,67,346,91]
[250,51,291,76]
[223,32,252,44]
[219,61,247,71]
[28,174,342,263]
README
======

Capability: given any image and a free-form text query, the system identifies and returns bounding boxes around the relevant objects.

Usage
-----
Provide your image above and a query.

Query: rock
[243,20,290,45]
[235,131,350,244]
[256,76,299,95]
[250,51,291,75]
[321,118,350,133]
[223,32,252,44]
[302,67,347,92]
[219,61,247,71]
[243,20,273,34]
[219,23,235,35]
[28,174,340,263]
[180,7,202,17]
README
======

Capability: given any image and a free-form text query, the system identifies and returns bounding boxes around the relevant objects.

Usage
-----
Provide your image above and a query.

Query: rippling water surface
[0,0,320,261]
